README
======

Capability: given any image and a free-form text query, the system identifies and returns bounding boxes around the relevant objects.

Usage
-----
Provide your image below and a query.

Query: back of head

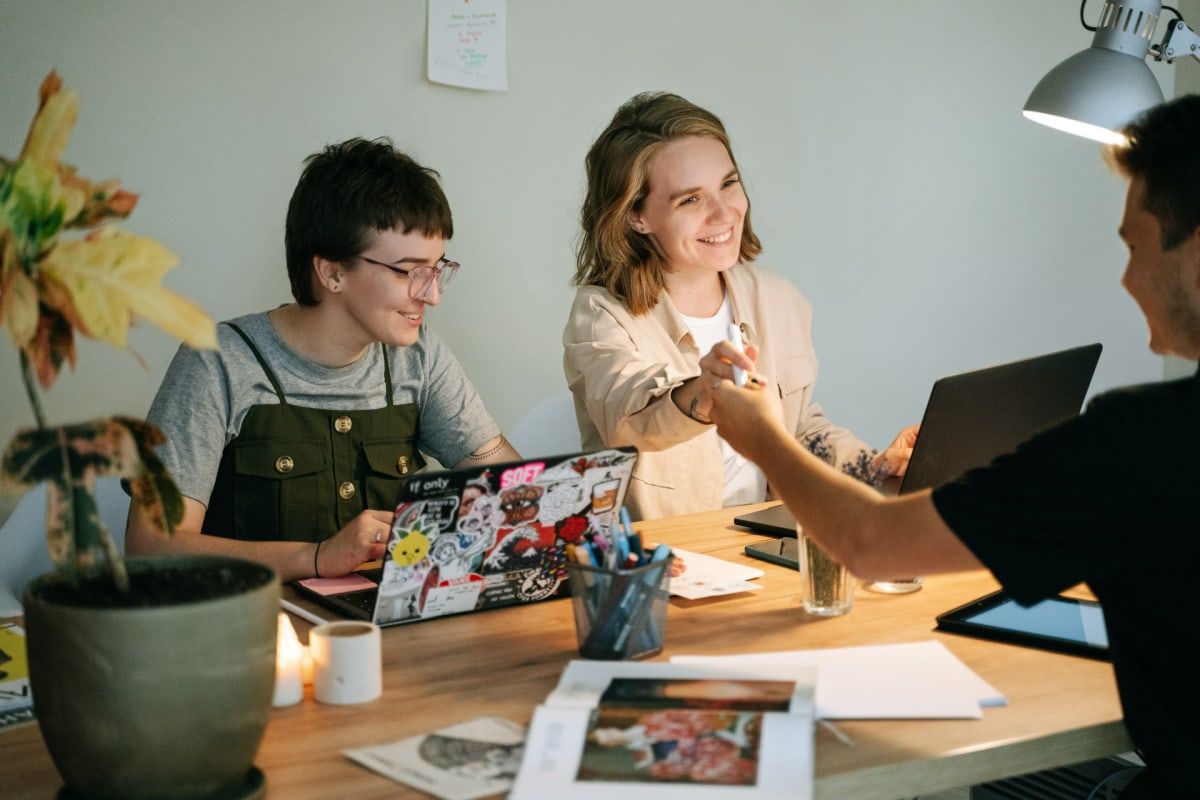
[285,138,453,305]
[1109,94,1200,249]
[575,92,761,315]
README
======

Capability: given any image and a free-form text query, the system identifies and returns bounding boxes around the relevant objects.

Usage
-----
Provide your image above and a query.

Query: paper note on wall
[427,0,509,91]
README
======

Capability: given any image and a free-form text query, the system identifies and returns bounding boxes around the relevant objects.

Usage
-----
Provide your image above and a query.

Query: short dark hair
[1108,94,1200,249]
[284,138,454,305]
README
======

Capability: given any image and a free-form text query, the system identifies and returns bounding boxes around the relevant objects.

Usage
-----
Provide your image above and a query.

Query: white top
[679,297,768,507]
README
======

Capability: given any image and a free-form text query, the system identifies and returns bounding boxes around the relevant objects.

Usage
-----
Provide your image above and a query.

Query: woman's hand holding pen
[676,340,761,423]
[313,509,393,578]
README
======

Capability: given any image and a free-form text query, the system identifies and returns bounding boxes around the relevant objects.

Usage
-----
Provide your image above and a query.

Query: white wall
[0,1,1177,450]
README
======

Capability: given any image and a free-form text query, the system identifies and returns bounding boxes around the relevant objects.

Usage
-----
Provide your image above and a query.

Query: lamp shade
[1024,0,1165,143]
[1023,47,1164,143]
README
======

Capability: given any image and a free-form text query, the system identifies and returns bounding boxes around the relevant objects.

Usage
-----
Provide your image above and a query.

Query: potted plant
[0,72,279,800]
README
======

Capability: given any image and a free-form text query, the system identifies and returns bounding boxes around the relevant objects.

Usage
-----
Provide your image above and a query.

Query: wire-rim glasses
[357,255,459,299]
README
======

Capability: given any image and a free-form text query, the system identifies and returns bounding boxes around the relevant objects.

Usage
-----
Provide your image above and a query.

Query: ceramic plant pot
[24,555,279,800]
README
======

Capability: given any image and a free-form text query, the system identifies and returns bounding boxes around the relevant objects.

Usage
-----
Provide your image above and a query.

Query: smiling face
[336,227,446,348]
[629,135,748,279]
[1118,178,1200,359]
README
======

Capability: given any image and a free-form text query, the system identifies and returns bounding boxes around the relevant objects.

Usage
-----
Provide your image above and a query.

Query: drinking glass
[797,526,853,616]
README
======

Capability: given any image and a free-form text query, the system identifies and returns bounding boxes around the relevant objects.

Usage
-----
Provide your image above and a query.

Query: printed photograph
[577,706,763,785]
[600,678,795,711]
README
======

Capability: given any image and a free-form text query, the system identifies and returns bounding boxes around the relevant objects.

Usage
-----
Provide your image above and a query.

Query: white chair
[508,391,582,458]
[0,477,129,616]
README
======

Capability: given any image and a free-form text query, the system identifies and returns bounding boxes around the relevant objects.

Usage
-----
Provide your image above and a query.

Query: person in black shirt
[705,94,1200,798]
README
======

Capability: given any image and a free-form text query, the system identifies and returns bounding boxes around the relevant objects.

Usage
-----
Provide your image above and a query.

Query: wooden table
[4,503,1132,799]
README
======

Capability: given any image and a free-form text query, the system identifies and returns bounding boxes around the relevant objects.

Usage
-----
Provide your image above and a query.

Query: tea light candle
[272,612,304,707]
[301,646,314,686]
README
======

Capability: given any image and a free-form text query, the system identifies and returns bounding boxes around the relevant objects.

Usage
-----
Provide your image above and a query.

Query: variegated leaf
[1,417,180,586]
[41,230,216,350]
[1,271,39,348]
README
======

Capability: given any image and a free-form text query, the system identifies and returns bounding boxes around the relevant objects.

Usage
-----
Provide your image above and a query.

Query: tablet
[936,590,1110,661]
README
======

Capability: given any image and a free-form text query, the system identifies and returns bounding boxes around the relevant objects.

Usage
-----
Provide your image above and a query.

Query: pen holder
[566,558,672,661]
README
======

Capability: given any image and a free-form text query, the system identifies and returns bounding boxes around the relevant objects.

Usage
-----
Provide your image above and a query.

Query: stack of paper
[511,661,818,799]
[673,640,1004,719]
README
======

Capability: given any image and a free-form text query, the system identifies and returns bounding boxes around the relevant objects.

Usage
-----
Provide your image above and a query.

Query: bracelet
[313,539,323,578]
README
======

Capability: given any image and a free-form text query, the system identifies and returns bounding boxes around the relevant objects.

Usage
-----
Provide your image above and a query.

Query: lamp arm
[1154,18,1200,62]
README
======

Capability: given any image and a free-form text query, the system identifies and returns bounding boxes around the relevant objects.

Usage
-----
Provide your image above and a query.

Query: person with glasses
[564,93,917,521]
[127,138,519,580]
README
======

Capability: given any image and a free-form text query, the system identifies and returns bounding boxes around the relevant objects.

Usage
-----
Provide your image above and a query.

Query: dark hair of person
[1108,94,1200,249]
[284,138,453,305]
[574,92,762,316]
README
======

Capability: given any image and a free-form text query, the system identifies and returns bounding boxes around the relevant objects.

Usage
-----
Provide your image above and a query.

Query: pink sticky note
[296,573,378,596]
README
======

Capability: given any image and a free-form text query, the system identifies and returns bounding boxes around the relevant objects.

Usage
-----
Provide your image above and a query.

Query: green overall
[203,323,425,542]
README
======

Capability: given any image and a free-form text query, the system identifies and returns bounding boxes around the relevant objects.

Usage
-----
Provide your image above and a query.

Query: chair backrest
[507,391,582,459]
[0,477,130,616]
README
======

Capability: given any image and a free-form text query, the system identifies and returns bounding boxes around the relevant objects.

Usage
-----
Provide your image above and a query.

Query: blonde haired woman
[564,92,914,520]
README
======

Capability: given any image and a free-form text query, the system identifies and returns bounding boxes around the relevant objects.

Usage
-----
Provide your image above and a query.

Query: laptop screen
[898,343,1101,494]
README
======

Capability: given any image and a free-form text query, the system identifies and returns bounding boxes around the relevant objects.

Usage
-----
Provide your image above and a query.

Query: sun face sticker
[390,521,433,567]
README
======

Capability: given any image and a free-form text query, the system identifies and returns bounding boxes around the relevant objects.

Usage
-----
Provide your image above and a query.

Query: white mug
[309,621,382,705]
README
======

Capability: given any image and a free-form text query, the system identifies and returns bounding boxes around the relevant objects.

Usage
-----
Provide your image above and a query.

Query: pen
[280,599,328,627]
[819,719,855,748]
[620,507,645,563]
[726,322,748,387]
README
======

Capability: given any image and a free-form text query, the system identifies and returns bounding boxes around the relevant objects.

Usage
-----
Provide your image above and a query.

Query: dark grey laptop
[734,343,1103,536]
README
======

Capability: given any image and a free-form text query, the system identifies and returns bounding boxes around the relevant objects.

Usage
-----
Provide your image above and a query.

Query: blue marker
[621,507,645,562]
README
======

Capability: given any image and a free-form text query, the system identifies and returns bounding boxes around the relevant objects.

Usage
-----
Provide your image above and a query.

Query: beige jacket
[563,263,874,521]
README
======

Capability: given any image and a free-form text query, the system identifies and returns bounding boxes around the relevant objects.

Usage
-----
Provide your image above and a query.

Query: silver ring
[374,531,383,543]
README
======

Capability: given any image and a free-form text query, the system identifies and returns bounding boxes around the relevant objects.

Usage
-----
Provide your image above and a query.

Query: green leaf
[0,159,68,276]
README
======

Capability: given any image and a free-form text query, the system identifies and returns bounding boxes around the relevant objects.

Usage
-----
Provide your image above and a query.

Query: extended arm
[707,381,980,579]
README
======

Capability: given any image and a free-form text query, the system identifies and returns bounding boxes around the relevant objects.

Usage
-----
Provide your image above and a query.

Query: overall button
[334,416,352,434]
[275,456,294,474]
[338,481,356,501]
[397,455,409,475]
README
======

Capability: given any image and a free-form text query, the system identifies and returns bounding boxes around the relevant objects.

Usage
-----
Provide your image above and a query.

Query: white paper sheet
[673,640,1004,720]
[345,716,525,800]
[427,0,508,91]
[669,548,764,600]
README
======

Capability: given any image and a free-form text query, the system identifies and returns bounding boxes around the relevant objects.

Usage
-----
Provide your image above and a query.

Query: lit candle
[273,612,304,707]
[301,646,314,686]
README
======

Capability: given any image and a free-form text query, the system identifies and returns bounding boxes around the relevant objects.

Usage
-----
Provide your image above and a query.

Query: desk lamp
[1024,0,1200,143]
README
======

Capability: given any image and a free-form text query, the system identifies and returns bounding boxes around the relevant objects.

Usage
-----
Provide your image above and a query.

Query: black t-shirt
[932,370,1200,797]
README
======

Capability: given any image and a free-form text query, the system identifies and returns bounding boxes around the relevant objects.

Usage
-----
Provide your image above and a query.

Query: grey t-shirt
[147,311,501,506]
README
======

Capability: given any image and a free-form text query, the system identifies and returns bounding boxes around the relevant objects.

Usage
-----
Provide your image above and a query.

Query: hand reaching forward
[870,424,920,481]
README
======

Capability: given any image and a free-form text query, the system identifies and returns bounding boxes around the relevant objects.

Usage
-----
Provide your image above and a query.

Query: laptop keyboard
[338,590,378,613]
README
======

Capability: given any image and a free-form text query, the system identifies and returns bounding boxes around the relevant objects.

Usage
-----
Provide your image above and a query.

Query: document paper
[673,640,1004,719]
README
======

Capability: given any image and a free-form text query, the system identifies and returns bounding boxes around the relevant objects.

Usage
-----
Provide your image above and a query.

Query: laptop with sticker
[295,447,638,626]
